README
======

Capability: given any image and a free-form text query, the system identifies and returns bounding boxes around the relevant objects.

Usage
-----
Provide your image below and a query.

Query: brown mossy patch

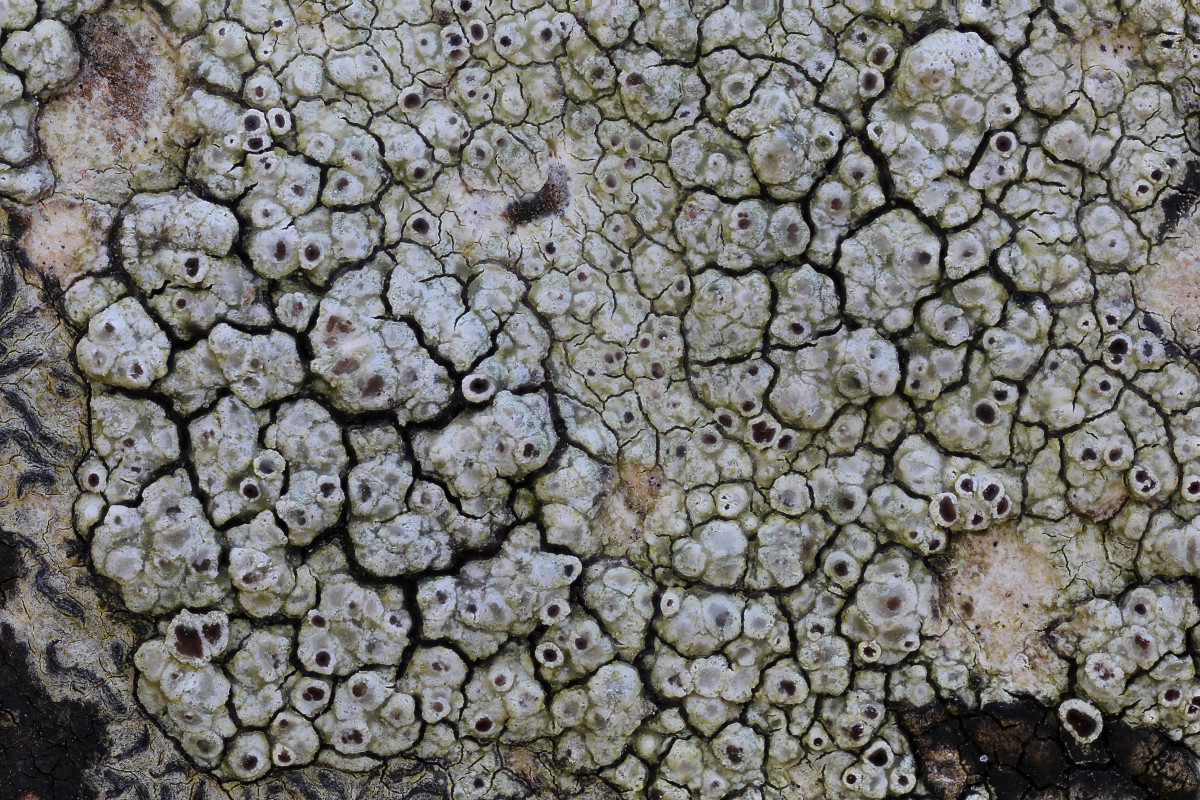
[1068,479,1128,523]
[74,13,161,140]
[37,4,184,208]
[610,461,670,518]
[589,462,680,558]
[502,745,553,792]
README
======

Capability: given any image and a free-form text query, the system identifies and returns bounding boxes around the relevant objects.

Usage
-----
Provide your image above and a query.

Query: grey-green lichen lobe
[3,0,1200,793]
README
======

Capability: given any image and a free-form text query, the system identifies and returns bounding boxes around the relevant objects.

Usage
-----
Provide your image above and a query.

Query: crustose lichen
[0,0,1194,795]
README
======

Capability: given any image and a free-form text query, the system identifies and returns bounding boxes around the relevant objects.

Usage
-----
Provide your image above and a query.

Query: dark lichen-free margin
[0,622,107,800]
[899,696,1200,800]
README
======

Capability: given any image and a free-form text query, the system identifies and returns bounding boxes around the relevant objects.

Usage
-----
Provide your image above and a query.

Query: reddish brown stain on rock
[73,15,163,143]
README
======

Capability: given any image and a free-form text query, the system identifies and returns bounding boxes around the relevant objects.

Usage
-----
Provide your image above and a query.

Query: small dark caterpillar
[502,164,570,229]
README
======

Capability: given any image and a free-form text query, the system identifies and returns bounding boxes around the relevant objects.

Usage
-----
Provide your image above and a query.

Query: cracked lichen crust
[24,0,1200,793]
